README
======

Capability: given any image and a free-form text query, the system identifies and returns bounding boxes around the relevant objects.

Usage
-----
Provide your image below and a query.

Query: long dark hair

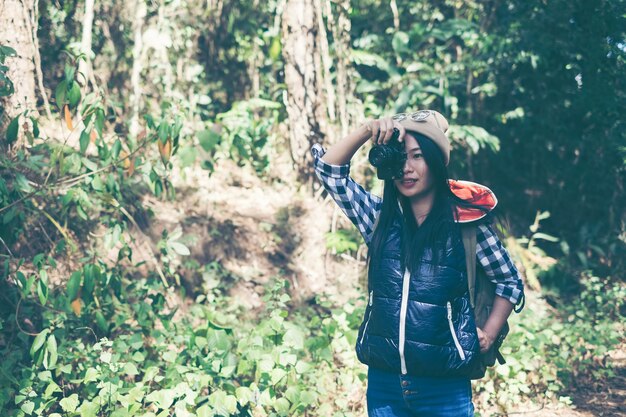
[368,132,491,271]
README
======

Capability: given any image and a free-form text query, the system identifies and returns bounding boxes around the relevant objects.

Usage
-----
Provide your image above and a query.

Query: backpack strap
[461,224,477,309]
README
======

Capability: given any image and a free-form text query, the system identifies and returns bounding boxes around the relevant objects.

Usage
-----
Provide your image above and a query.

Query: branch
[0,133,151,214]
[15,297,40,336]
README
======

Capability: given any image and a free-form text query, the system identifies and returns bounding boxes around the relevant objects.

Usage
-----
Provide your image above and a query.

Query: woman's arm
[312,118,407,244]
[320,124,371,165]
[321,118,407,165]
[475,222,525,352]
[476,297,514,353]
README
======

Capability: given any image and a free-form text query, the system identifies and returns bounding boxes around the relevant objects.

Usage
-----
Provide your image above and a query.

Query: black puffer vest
[355,214,481,377]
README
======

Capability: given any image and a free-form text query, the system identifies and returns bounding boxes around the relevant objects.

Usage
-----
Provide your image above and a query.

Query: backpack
[461,224,509,380]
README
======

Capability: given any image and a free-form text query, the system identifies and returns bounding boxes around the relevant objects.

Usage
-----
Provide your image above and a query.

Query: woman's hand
[476,327,496,353]
[320,116,407,166]
[365,117,407,145]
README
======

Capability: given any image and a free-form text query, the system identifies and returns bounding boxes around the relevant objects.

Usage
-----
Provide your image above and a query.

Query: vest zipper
[359,290,374,345]
[399,268,411,375]
[447,301,466,360]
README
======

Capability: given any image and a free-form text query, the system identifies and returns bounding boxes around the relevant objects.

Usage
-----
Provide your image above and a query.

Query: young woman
[311,110,525,417]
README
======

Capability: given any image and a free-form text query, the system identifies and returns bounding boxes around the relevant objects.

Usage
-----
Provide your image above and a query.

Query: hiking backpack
[461,224,509,380]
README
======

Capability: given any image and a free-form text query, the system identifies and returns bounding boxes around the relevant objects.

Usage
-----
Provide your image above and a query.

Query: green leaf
[197,129,221,152]
[95,311,108,333]
[169,241,190,256]
[95,108,105,136]
[37,278,49,305]
[60,394,80,412]
[81,157,98,171]
[196,405,211,417]
[15,270,26,288]
[64,66,76,84]
[284,386,300,404]
[20,400,35,415]
[77,400,100,417]
[270,368,287,385]
[274,397,290,415]
[208,390,238,415]
[46,335,58,369]
[283,326,305,349]
[24,274,36,297]
[352,50,398,76]
[162,350,177,363]
[83,264,95,295]
[235,386,254,406]
[6,116,19,144]
[79,130,90,154]
[154,178,163,197]
[67,271,82,300]
[269,36,282,61]
[31,117,39,137]
[91,175,104,192]
[111,139,122,159]
[123,362,139,376]
[0,73,15,97]
[0,45,17,57]
[55,80,67,108]
[299,390,316,405]
[294,360,310,374]
[201,159,214,171]
[146,389,175,410]
[392,31,410,55]
[30,329,49,356]
[83,367,99,383]
[43,381,62,399]
[158,122,169,142]
[67,82,81,108]
[171,116,183,140]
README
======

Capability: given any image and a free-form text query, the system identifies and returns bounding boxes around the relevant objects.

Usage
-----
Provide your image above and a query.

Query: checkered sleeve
[476,223,525,312]
[311,144,382,245]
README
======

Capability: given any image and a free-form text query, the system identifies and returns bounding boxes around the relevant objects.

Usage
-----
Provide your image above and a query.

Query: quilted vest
[355,213,481,377]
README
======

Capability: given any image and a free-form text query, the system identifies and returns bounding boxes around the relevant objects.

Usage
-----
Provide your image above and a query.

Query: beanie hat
[392,110,450,166]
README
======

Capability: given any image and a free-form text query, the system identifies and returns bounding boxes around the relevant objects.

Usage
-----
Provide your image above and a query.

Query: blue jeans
[366,367,474,417]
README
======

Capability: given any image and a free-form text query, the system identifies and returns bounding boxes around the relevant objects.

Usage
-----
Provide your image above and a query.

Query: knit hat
[392,110,450,166]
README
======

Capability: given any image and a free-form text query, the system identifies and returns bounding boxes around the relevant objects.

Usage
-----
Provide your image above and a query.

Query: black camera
[368,128,406,180]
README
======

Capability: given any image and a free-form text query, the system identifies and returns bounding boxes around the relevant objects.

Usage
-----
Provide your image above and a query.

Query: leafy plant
[0,45,16,98]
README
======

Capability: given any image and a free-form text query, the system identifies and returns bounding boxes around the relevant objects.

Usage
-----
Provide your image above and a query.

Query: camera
[368,128,406,180]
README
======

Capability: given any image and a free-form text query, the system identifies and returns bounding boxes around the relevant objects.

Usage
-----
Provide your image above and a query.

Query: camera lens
[369,146,392,167]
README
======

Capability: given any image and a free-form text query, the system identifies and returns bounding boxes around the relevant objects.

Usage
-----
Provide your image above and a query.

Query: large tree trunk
[282,0,327,181]
[0,0,38,149]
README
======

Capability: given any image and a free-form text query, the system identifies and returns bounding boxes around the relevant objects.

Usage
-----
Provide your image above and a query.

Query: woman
[311,110,525,417]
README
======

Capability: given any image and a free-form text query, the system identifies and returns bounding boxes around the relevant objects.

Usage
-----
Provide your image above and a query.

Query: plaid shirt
[312,144,525,310]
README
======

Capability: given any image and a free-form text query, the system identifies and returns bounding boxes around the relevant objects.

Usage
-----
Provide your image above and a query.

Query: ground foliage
[1,0,625,416]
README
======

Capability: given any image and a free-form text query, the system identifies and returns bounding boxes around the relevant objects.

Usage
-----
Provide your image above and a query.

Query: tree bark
[0,0,38,148]
[282,0,327,181]
[78,0,95,92]
[314,0,335,123]
[327,0,354,138]
[129,1,147,139]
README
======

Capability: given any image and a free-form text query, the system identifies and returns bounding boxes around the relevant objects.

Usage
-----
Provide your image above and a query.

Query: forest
[0,0,624,415]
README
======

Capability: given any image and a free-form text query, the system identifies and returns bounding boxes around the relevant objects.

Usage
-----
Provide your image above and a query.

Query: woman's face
[393,133,434,200]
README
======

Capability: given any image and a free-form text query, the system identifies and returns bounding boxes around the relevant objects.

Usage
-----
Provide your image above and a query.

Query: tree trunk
[0,0,38,149]
[314,0,335,123]
[128,1,147,139]
[330,0,353,138]
[78,0,95,91]
[282,0,327,181]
